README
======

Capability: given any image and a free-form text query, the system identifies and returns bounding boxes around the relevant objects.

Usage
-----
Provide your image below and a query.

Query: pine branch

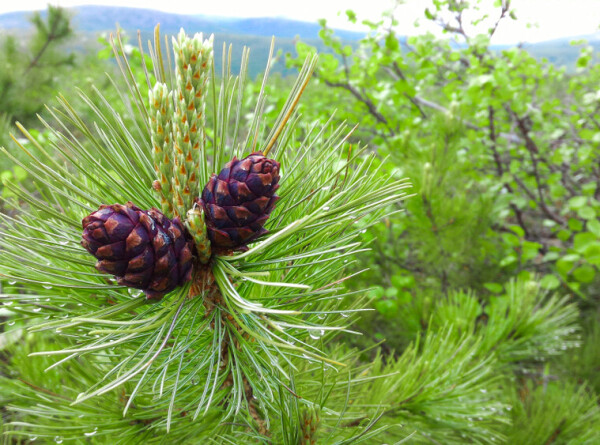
[0,27,412,442]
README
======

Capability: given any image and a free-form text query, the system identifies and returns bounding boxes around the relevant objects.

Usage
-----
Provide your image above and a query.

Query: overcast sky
[0,0,599,45]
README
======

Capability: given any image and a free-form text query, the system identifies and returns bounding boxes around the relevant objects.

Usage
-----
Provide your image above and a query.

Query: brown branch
[511,175,565,226]
[18,378,71,401]
[320,55,525,143]
[544,419,566,445]
[538,156,579,197]
[26,37,55,74]
[414,95,522,143]
[313,72,391,130]
[193,269,271,439]
[343,387,425,428]
[512,113,566,226]
[390,62,427,119]
[421,157,450,294]
[488,106,530,238]
[593,166,600,200]
[489,0,510,39]
[245,379,270,439]
[25,13,61,74]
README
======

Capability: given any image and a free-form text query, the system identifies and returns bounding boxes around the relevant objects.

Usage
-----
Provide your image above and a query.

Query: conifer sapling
[0,26,414,441]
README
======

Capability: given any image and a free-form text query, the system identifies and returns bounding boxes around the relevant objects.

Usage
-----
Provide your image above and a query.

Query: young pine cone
[81,202,193,299]
[199,152,280,251]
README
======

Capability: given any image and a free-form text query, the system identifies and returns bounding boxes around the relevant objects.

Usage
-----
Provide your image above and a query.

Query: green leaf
[540,274,560,290]
[577,55,590,68]
[573,265,595,283]
[582,242,600,265]
[500,255,518,267]
[574,232,597,253]
[502,232,520,247]
[0,170,12,182]
[397,290,413,304]
[385,33,399,51]
[577,206,596,220]
[522,241,542,261]
[568,196,587,209]
[509,225,525,238]
[587,219,600,237]
[557,230,572,241]
[568,218,584,231]
[391,274,416,289]
[13,165,27,181]
[375,299,399,317]
[484,282,504,293]
[518,270,532,282]
[384,287,398,298]
[556,255,580,276]
[368,286,385,300]
[345,9,357,23]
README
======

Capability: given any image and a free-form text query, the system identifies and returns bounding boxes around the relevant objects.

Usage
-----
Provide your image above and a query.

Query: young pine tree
[0,5,74,126]
[0,27,411,442]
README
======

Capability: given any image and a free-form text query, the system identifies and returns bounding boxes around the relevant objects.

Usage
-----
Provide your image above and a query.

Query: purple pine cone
[200,152,280,250]
[81,202,193,299]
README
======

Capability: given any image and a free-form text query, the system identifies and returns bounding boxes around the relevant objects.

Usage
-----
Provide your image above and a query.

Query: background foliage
[1,0,599,443]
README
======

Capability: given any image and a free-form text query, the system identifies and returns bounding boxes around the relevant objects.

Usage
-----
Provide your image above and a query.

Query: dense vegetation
[1,1,599,443]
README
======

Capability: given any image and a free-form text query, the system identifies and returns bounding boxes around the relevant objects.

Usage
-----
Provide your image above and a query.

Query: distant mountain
[521,35,600,68]
[0,5,366,77]
[0,5,364,40]
[0,6,597,74]
[213,17,362,41]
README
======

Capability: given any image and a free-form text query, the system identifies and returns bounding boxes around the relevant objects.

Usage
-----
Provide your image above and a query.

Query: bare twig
[313,72,391,130]
[488,106,531,238]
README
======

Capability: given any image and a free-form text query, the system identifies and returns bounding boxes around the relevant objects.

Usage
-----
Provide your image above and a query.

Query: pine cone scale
[127,248,154,272]
[126,227,150,256]
[210,229,234,247]
[205,204,230,228]
[103,214,135,240]
[265,195,279,214]
[97,260,128,275]
[226,206,254,226]
[154,252,175,274]
[87,225,109,243]
[96,242,126,260]
[119,270,151,287]
[229,181,253,201]
[242,196,270,214]
[152,231,170,256]
[246,173,274,195]
[214,179,235,205]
